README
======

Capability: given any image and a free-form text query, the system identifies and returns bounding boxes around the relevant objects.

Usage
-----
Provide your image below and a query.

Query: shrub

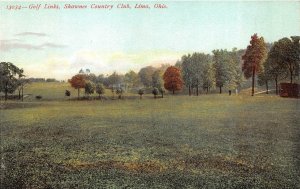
[116,88,124,99]
[152,88,159,99]
[65,90,71,97]
[96,83,105,99]
[35,95,42,100]
[85,81,95,96]
[138,89,144,99]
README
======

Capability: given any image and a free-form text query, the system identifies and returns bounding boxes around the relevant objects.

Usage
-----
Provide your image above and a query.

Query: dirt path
[254,89,275,95]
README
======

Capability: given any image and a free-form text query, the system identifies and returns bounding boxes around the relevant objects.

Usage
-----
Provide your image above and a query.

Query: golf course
[1,82,299,188]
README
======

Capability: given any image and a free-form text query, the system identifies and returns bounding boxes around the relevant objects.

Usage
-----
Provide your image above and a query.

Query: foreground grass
[1,95,299,188]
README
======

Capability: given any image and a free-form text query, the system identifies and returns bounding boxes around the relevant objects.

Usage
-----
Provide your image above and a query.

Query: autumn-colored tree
[242,34,267,96]
[163,66,183,94]
[68,74,86,99]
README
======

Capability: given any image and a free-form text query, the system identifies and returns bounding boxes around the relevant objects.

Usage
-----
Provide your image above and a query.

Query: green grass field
[1,82,299,188]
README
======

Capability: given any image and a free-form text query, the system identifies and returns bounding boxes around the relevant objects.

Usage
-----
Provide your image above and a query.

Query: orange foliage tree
[68,74,86,99]
[163,66,183,94]
[242,34,267,96]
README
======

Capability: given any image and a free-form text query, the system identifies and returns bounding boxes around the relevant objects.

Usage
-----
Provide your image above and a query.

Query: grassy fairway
[1,93,299,188]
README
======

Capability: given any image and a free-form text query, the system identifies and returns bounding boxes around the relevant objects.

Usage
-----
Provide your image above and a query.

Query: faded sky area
[0,1,299,80]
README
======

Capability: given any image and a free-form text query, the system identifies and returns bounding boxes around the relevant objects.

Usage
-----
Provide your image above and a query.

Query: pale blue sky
[0,1,299,79]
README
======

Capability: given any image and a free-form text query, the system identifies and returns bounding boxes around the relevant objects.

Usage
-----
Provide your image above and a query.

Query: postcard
[0,1,299,188]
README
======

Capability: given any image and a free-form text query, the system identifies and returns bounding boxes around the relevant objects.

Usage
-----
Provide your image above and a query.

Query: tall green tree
[264,42,289,94]
[257,43,273,94]
[212,50,231,93]
[269,37,300,84]
[227,48,244,91]
[0,62,24,101]
[201,62,215,93]
[242,34,267,96]
[181,53,214,95]
[190,53,210,96]
[181,54,193,96]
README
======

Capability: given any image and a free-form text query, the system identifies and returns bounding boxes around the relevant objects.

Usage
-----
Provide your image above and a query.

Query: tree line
[1,34,299,101]
[68,65,183,99]
[256,36,300,95]
[68,34,298,99]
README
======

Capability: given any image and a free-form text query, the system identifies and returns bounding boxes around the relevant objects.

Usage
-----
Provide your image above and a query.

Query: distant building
[279,83,299,98]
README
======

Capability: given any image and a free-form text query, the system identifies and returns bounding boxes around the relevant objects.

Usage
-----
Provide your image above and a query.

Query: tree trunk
[4,89,8,101]
[188,85,191,96]
[77,88,80,99]
[196,79,199,96]
[161,92,163,98]
[173,90,175,94]
[18,89,21,100]
[251,66,256,96]
[290,69,293,84]
[21,85,24,101]
[206,87,209,94]
[275,77,278,95]
[219,86,222,94]
[4,82,8,101]
[266,80,269,94]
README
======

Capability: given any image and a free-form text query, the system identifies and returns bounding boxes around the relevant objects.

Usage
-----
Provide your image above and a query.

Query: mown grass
[0,83,299,188]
